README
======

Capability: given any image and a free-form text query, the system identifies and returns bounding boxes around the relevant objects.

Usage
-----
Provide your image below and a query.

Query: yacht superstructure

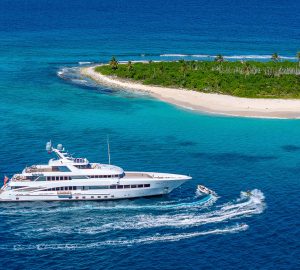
[0,142,192,202]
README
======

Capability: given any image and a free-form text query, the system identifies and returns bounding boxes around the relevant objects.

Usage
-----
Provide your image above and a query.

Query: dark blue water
[0,0,299,269]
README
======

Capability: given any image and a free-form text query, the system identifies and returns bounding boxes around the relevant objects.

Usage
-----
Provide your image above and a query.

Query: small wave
[160,54,189,57]
[57,66,98,88]
[191,54,212,58]
[78,61,93,65]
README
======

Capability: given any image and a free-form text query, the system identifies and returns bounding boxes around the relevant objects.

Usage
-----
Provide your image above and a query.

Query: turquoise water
[0,0,300,269]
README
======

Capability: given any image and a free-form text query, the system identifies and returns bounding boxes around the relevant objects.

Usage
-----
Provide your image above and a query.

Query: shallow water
[0,0,300,269]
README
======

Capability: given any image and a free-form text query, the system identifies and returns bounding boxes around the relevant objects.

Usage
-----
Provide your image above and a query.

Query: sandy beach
[81,66,300,119]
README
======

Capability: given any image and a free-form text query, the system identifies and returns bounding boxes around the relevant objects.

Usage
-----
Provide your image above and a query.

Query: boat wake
[9,223,248,251]
[0,189,265,250]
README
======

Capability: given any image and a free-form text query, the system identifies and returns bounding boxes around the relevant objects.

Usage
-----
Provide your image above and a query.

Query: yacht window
[91,196,94,199]
[144,184,150,188]
[55,176,59,181]
[11,186,27,189]
[47,177,51,181]
[65,187,69,191]
[124,185,130,189]
[73,186,77,190]
[69,186,73,190]
[131,185,137,188]
[117,185,123,189]
[60,187,63,190]
[55,187,59,191]
[53,166,71,172]
[110,185,116,189]
[138,184,143,188]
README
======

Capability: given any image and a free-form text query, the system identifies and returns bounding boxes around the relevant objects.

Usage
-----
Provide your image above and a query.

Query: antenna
[107,135,111,165]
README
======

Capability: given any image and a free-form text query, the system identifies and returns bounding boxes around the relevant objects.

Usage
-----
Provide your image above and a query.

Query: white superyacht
[0,142,192,202]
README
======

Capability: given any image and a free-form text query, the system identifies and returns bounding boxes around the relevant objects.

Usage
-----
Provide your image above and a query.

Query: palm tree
[109,56,118,70]
[271,53,279,62]
[243,62,251,76]
[297,52,300,67]
[127,61,133,71]
[215,54,224,62]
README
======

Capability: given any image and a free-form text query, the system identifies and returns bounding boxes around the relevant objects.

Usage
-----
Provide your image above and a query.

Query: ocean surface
[0,0,299,269]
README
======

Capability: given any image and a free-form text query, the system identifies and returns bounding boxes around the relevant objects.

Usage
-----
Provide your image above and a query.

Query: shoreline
[80,66,300,119]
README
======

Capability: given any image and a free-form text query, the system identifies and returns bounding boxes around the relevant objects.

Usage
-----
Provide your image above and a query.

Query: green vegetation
[96,59,300,98]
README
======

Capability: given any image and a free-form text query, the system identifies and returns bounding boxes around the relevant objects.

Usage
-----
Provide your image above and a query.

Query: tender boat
[241,190,253,197]
[0,142,192,202]
[197,185,217,196]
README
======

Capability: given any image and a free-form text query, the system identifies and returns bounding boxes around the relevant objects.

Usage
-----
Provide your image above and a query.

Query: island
[81,57,300,118]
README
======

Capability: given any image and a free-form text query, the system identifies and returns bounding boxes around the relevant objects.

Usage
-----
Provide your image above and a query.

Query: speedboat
[0,142,192,202]
[197,185,217,196]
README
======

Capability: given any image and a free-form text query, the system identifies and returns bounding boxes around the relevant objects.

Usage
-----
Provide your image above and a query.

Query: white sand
[81,66,300,119]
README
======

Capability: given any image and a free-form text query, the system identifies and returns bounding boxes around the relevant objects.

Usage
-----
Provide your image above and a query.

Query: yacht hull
[0,177,189,202]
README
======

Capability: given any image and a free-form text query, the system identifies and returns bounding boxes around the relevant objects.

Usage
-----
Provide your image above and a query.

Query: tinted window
[144,184,150,188]
[124,185,130,188]
[110,185,116,189]
[138,184,143,188]
[117,185,123,189]
[131,185,137,188]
